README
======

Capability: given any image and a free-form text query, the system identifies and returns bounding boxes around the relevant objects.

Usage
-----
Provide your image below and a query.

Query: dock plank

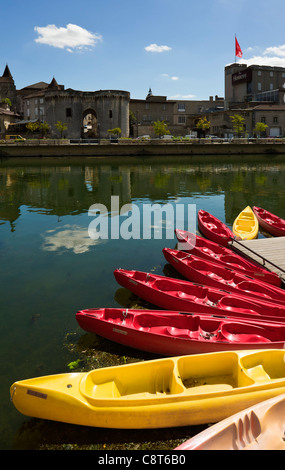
[230,237,285,283]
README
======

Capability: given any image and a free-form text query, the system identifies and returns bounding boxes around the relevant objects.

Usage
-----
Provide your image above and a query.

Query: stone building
[225,63,285,108]
[0,65,17,111]
[130,88,224,137]
[1,65,130,139]
[19,78,130,139]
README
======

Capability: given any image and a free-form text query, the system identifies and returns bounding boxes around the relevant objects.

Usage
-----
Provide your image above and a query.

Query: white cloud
[41,225,104,254]
[145,43,172,53]
[169,94,196,99]
[161,73,179,81]
[264,45,285,58]
[34,24,102,52]
[238,44,285,67]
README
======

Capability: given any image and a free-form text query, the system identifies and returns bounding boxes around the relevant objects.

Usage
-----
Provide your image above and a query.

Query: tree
[26,121,39,134]
[196,116,210,137]
[107,127,121,138]
[1,98,12,107]
[254,122,268,138]
[55,121,68,138]
[39,121,50,138]
[230,114,245,137]
[153,120,170,137]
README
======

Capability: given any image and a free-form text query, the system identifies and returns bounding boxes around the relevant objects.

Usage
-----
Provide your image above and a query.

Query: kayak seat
[166,327,190,338]
[220,324,271,344]
[148,326,169,335]
[177,291,197,301]
[243,364,271,382]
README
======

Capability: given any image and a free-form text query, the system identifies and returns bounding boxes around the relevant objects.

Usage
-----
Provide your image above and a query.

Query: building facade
[1,66,130,139]
[130,88,224,137]
[2,62,285,140]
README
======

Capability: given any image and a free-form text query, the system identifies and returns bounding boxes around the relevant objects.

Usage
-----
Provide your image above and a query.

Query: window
[178,103,185,112]
[261,116,266,123]
[109,110,113,119]
[273,116,278,124]
[270,83,274,90]
[258,71,262,76]
[270,71,274,77]
[66,108,72,117]
[258,82,262,91]
[178,116,186,124]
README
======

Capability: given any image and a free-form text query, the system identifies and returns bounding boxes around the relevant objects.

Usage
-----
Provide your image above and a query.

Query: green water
[1,154,285,450]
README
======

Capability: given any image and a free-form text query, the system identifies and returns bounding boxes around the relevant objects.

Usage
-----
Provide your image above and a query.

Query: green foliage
[254,122,268,137]
[67,359,81,370]
[196,116,210,131]
[26,121,39,134]
[55,121,68,138]
[230,114,245,137]
[153,120,170,137]
[108,127,121,136]
[39,121,50,136]
[1,97,12,107]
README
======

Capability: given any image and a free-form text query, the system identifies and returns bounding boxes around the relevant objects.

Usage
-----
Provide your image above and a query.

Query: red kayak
[253,206,285,237]
[198,210,234,246]
[163,248,285,306]
[76,308,285,355]
[114,269,285,322]
[175,229,281,287]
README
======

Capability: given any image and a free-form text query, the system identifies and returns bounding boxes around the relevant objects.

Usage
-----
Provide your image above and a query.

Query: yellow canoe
[233,206,259,240]
[10,349,285,429]
[175,393,285,450]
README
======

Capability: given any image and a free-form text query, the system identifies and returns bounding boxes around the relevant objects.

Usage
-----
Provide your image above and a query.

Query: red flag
[235,36,243,58]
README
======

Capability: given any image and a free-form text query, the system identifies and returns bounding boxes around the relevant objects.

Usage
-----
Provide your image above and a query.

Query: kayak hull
[114,269,285,323]
[76,308,285,355]
[175,393,285,450]
[233,206,258,240]
[163,248,285,306]
[175,229,281,287]
[10,350,285,429]
[198,210,234,247]
[253,206,285,237]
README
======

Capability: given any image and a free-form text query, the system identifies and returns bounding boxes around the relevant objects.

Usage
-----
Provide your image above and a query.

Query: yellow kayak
[10,349,285,429]
[233,206,259,240]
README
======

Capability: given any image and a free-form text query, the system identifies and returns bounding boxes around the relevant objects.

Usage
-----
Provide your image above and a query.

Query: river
[1,154,285,449]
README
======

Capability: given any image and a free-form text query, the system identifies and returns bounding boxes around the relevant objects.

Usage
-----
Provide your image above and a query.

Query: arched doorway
[82,108,98,138]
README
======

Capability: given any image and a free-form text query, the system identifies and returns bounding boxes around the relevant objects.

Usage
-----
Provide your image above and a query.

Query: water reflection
[1,159,285,233]
[41,225,104,254]
[1,155,285,450]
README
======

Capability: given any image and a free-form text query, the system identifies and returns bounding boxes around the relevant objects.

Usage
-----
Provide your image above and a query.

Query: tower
[0,65,17,109]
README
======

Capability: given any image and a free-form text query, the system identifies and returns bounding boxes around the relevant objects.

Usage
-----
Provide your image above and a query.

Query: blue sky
[1,0,285,100]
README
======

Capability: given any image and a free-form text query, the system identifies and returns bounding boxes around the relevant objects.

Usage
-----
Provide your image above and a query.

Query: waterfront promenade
[2,138,285,159]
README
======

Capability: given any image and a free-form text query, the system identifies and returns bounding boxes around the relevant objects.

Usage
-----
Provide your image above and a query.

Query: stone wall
[45,89,130,139]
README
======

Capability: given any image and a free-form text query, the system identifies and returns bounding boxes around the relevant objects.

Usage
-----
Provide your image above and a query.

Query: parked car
[5,135,26,142]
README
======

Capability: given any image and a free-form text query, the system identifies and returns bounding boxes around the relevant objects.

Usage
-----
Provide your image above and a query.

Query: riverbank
[1,138,285,160]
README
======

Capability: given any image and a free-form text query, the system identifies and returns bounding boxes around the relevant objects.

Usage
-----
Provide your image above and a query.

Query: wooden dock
[230,237,285,283]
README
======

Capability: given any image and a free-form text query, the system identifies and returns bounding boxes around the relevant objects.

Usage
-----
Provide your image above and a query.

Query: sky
[1,0,285,100]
